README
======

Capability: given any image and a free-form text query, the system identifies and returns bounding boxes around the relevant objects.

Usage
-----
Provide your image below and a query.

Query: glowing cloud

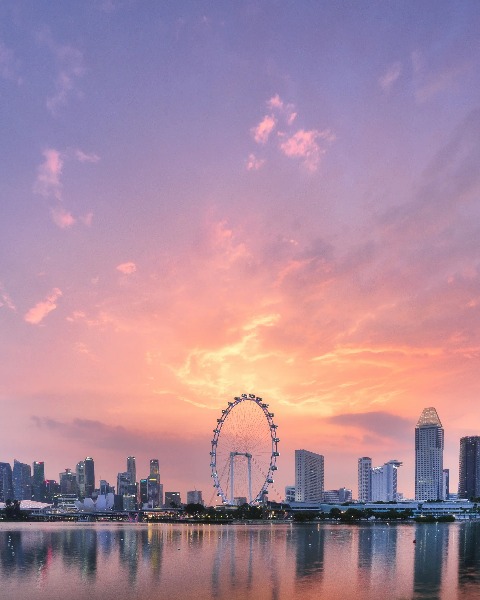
[34,148,63,200]
[280,129,335,171]
[51,206,75,228]
[252,114,276,144]
[116,262,137,275]
[24,288,63,325]
[246,153,265,171]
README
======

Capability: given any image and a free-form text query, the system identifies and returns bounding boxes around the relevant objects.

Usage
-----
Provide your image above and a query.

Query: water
[1,521,479,599]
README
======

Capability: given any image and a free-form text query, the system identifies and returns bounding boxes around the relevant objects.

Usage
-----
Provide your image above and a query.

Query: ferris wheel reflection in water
[210,394,280,505]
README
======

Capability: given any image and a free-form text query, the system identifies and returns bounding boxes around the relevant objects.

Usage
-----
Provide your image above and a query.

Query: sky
[1,1,480,503]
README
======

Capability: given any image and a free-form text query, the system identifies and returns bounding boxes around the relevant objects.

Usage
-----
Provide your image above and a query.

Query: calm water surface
[1,521,480,599]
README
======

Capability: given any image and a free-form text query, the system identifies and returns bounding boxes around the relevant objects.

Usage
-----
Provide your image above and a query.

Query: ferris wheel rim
[210,393,279,506]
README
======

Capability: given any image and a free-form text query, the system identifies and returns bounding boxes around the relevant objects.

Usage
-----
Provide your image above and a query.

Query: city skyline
[1,3,480,500]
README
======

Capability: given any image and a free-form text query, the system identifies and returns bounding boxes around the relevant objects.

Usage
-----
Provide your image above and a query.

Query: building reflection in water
[458,522,480,593]
[4,522,480,599]
[294,524,325,583]
[413,523,449,599]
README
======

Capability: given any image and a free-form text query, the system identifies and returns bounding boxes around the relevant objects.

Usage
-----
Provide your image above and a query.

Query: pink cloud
[116,262,137,275]
[251,114,276,144]
[280,129,335,171]
[24,288,63,325]
[34,148,63,200]
[246,153,265,171]
[37,28,85,114]
[0,283,16,311]
[267,94,283,110]
[75,149,100,163]
[51,206,75,228]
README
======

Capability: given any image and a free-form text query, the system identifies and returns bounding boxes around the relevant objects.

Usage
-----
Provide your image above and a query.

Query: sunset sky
[1,1,480,502]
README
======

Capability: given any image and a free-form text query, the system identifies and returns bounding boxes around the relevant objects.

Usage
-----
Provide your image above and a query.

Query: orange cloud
[116,262,137,275]
[24,288,63,325]
[280,129,335,171]
[251,114,276,144]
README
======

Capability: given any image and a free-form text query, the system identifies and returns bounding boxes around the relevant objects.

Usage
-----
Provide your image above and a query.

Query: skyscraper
[150,459,159,476]
[127,456,136,485]
[76,461,86,498]
[458,436,480,500]
[32,461,46,502]
[295,449,324,502]
[358,457,372,502]
[84,457,95,498]
[415,407,444,501]
[12,459,32,500]
[0,462,13,502]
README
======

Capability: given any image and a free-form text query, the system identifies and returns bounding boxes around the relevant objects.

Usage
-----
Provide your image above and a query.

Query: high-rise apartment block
[415,407,444,501]
[295,449,324,502]
[358,457,372,502]
[458,436,480,500]
[371,460,402,502]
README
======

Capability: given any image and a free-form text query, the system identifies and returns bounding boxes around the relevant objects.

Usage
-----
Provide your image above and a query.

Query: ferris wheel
[210,394,279,505]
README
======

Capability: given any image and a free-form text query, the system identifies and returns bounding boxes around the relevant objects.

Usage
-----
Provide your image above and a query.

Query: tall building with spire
[458,436,480,500]
[415,407,444,501]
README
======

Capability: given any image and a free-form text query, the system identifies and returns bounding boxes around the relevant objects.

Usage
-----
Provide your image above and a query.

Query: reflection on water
[1,522,480,599]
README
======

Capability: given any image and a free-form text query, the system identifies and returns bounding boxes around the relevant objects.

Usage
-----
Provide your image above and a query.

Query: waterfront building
[76,461,86,498]
[458,436,480,499]
[415,407,444,501]
[371,460,402,501]
[32,461,46,502]
[84,457,95,498]
[164,491,181,507]
[323,487,353,503]
[147,476,163,507]
[295,449,324,502]
[358,457,372,502]
[186,490,203,505]
[12,459,32,500]
[0,462,13,502]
